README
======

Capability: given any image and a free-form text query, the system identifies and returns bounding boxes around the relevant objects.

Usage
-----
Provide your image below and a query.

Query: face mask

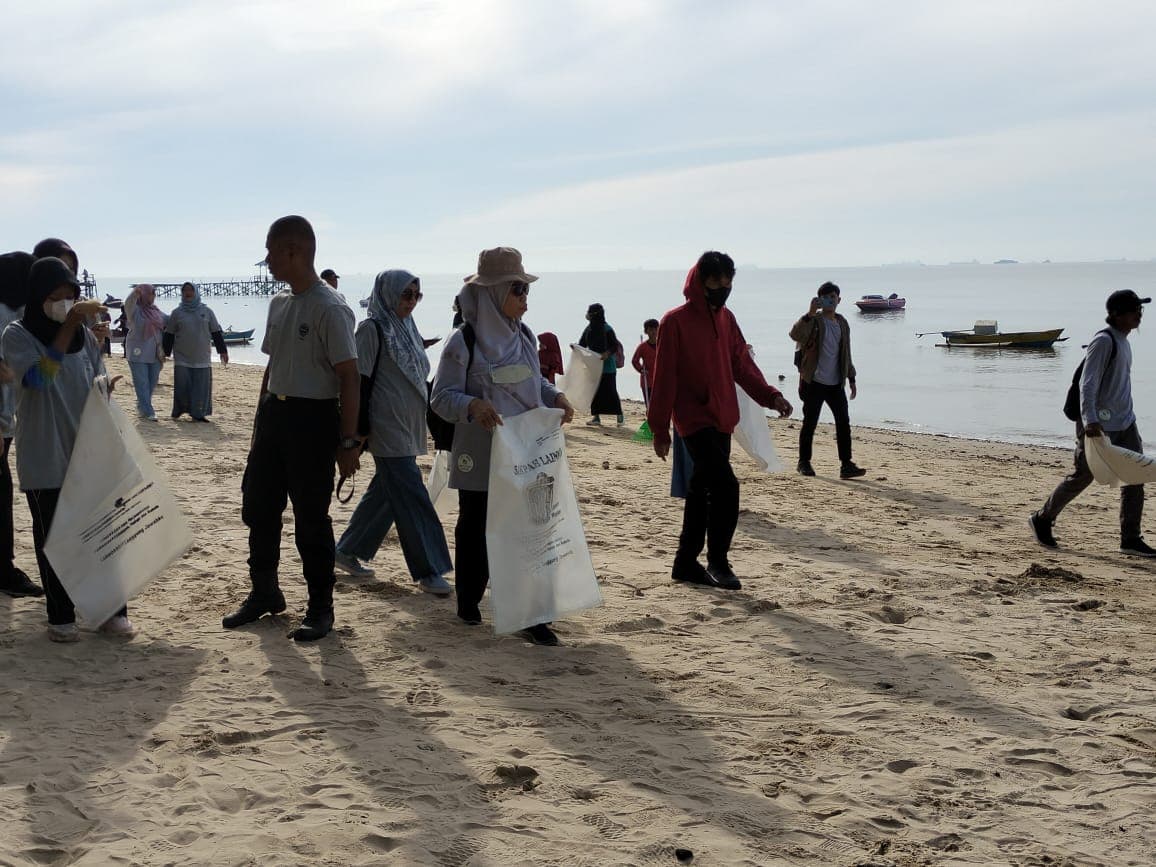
[704,285,732,308]
[44,299,74,323]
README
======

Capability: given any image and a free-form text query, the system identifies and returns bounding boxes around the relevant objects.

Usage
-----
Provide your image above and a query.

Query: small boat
[222,326,255,346]
[922,320,1066,348]
[855,293,906,312]
[103,293,124,308]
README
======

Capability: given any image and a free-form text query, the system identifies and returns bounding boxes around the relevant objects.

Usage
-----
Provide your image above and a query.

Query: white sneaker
[47,623,81,643]
[100,615,137,637]
[335,550,375,578]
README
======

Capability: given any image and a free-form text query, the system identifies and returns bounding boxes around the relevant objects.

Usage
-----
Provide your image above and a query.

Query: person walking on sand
[789,281,865,479]
[430,247,575,646]
[578,303,624,426]
[1030,290,1156,557]
[164,282,228,422]
[1,257,134,641]
[223,216,360,642]
[123,283,167,421]
[648,251,792,591]
[0,251,43,599]
[632,318,659,405]
[333,269,454,596]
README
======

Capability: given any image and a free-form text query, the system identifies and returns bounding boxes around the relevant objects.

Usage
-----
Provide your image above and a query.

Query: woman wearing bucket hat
[430,247,575,646]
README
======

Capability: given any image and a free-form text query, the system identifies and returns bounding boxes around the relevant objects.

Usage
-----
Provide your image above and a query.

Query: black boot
[222,587,286,629]
[290,607,334,642]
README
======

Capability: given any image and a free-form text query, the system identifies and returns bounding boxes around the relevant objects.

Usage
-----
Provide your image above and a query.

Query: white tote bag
[44,378,192,626]
[732,384,784,472]
[1087,434,1156,487]
[486,407,602,634]
[425,449,455,520]
[555,345,603,416]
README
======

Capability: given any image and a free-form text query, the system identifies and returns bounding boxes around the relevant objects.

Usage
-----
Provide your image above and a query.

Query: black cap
[320,268,339,280]
[28,256,80,298]
[1107,289,1152,314]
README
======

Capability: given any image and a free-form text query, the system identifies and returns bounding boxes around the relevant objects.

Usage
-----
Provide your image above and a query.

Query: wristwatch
[339,437,360,450]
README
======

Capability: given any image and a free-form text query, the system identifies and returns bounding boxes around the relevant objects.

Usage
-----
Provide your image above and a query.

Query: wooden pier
[82,263,287,300]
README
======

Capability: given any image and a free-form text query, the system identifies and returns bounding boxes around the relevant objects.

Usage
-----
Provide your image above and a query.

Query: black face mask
[704,285,732,308]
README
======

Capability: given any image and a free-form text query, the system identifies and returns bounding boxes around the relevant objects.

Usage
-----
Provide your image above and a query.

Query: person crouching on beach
[1030,290,1156,557]
[333,270,454,596]
[224,216,360,642]
[1,257,134,641]
[430,247,575,646]
[647,251,792,591]
[789,281,865,479]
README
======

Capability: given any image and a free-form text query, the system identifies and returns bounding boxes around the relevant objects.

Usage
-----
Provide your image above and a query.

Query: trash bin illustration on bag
[526,472,556,525]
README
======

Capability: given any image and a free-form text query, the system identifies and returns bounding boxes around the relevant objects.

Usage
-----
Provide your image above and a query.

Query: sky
[2,0,1154,277]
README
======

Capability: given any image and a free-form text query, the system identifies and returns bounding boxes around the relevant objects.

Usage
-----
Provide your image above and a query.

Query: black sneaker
[290,607,334,642]
[222,590,287,629]
[797,460,816,477]
[839,462,867,479]
[672,558,710,585]
[0,567,44,598]
[1028,512,1058,549]
[705,562,742,591]
[1120,537,1156,558]
[520,623,559,646]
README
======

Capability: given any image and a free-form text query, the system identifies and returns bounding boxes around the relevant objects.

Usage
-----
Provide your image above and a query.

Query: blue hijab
[367,269,429,398]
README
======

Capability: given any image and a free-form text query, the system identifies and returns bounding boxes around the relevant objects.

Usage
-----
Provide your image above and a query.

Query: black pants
[2,437,15,575]
[26,487,127,626]
[798,380,852,464]
[242,396,339,613]
[677,427,739,568]
[455,489,490,617]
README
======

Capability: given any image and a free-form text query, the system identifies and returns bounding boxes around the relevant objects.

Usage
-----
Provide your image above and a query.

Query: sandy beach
[1,356,1154,866]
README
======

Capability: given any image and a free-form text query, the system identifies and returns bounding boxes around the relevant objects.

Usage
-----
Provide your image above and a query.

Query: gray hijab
[368,269,429,397]
[456,281,543,411]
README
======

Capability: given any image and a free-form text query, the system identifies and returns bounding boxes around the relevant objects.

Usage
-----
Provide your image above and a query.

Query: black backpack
[426,324,476,451]
[1063,329,1117,422]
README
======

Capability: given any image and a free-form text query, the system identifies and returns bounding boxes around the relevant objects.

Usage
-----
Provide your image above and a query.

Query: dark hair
[267,215,316,246]
[817,281,840,297]
[643,318,659,329]
[696,251,735,282]
[180,281,195,291]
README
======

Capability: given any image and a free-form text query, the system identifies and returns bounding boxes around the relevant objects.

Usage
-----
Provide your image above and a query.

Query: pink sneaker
[100,615,137,637]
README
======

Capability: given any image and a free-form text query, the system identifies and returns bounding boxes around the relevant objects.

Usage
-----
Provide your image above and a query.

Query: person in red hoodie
[648,251,792,590]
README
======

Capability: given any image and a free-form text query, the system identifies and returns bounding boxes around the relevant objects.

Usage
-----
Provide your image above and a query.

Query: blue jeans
[336,455,452,582]
[128,360,161,417]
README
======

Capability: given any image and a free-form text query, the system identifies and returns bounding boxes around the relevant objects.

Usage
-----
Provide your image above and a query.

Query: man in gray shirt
[1031,289,1155,556]
[223,216,360,641]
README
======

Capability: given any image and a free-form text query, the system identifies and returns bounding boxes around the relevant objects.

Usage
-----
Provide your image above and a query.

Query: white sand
[1,357,1154,865]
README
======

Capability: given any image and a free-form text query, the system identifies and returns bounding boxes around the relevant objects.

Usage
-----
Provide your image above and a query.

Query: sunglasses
[509,281,531,298]
[400,289,423,302]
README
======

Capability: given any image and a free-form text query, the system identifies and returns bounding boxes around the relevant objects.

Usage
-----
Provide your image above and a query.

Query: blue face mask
[819,294,838,309]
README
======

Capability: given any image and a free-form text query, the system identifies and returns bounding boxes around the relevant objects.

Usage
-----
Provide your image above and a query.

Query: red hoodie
[647,265,782,447]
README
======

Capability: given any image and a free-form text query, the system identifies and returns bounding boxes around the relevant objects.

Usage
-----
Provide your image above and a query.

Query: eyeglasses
[509,282,530,297]
[401,290,423,302]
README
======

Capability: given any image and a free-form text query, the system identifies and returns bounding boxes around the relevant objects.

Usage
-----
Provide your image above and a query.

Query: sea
[103,261,1156,449]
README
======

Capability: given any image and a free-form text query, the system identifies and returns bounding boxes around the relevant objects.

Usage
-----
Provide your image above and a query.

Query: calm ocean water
[104,262,1156,448]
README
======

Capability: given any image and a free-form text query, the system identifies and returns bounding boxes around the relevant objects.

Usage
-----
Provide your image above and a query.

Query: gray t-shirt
[0,303,22,438]
[813,316,843,386]
[1,323,105,490]
[262,281,357,399]
[165,304,221,368]
[357,320,427,458]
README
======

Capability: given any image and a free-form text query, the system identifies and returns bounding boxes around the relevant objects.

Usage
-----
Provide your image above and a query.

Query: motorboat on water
[855,293,906,312]
[221,326,255,345]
